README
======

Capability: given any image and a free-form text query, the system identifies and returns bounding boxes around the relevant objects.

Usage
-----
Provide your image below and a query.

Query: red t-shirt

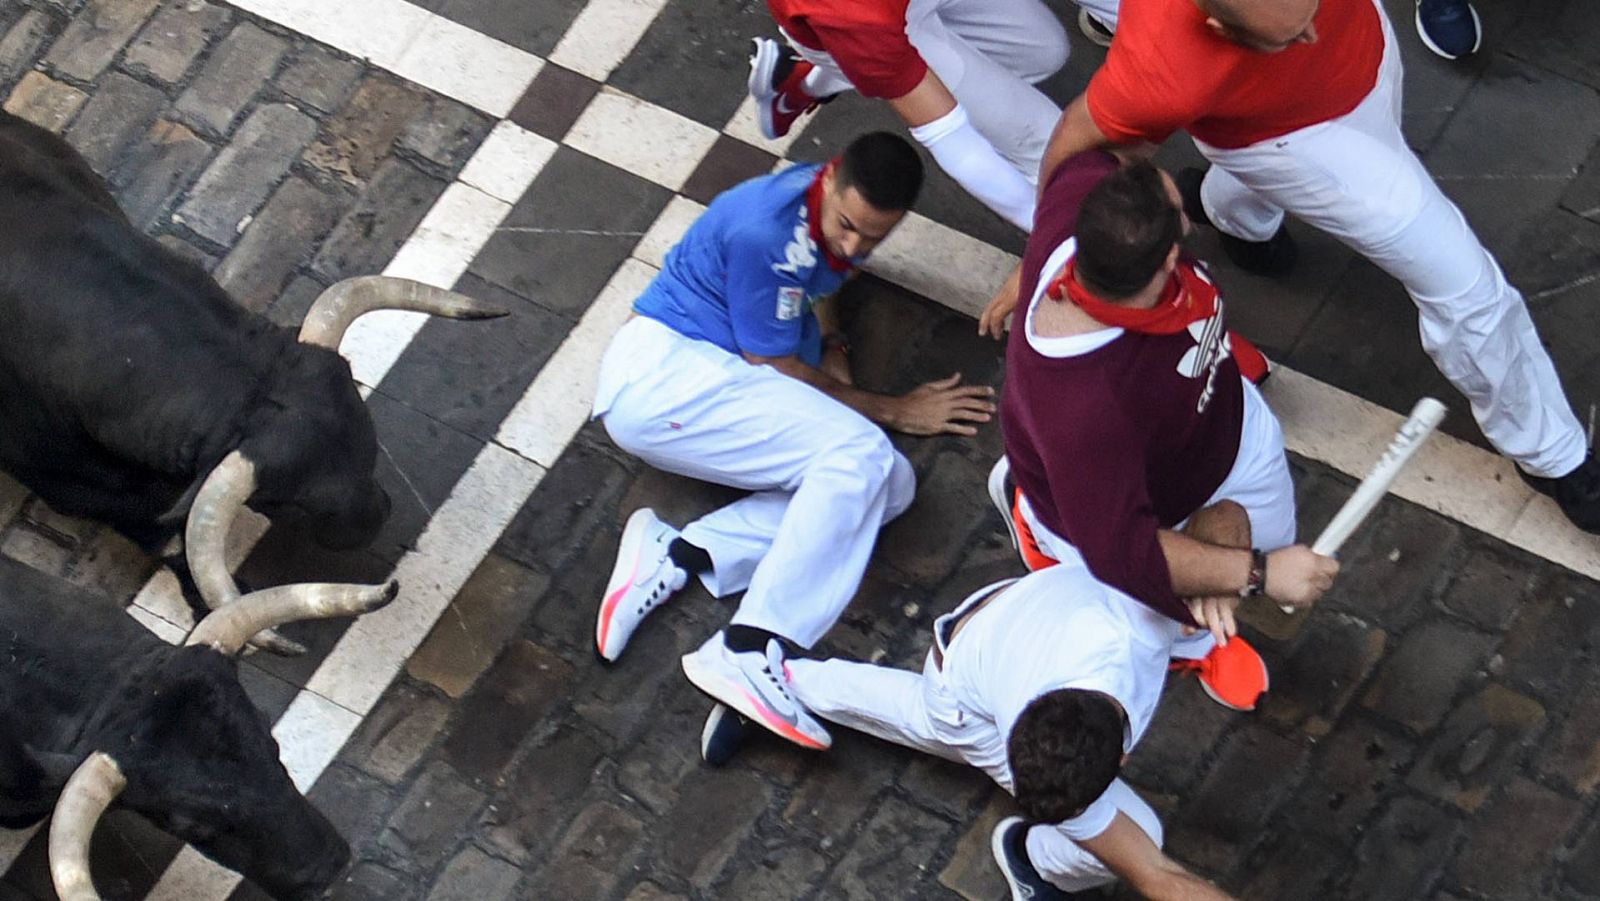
[1087,0,1383,149]
[1001,152,1244,625]
[767,0,926,99]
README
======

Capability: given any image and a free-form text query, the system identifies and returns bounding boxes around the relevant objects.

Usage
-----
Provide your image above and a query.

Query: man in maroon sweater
[992,151,1338,710]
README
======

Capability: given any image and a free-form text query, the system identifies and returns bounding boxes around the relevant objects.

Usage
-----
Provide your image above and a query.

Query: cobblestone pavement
[0,0,1598,899]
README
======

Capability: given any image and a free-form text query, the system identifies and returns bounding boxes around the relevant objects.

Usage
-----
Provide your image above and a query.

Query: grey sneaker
[681,633,831,750]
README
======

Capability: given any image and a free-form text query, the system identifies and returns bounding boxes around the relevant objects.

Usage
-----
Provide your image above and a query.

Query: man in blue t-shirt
[592,133,995,751]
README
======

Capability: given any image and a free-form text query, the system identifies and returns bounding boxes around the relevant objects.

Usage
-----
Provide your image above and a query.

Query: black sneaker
[700,702,757,766]
[1522,451,1600,534]
[1176,167,1298,277]
[991,817,1068,900]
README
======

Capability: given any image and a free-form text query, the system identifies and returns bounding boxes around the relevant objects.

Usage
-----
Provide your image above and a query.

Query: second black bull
[0,110,504,639]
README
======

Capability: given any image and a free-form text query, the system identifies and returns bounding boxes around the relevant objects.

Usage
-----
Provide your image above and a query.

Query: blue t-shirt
[634,164,855,366]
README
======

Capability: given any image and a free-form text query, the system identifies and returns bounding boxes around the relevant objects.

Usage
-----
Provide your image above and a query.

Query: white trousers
[595,317,916,647]
[792,0,1105,184]
[789,652,1163,892]
[1017,376,1295,656]
[1195,2,1586,477]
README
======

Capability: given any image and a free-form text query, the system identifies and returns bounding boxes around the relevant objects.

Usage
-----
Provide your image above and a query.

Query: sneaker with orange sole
[1169,636,1270,711]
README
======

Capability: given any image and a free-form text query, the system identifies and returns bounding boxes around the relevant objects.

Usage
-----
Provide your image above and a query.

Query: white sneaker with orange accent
[596,508,687,663]
[681,633,832,750]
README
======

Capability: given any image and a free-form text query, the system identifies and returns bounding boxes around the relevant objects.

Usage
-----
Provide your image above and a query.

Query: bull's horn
[48,752,125,901]
[298,276,508,350]
[183,450,255,612]
[186,580,400,656]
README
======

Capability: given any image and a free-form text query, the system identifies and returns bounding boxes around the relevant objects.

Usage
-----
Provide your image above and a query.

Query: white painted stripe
[0,828,36,873]
[459,121,559,204]
[565,88,721,192]
[343,124,555,389]
[384,15,542,117]
[143,849,238,900]
[304,445,545,715]
[862,212,1017,320]
[1268,367,1600,579]
[633,195,705,269]
[548,0,671,82]
[495,258,656,467]
[125,604,188,645]
[723,95,807,159]
[226,0,431,67]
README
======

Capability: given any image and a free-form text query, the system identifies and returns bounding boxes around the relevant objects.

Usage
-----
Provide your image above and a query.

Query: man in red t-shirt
[995,151,1339,711]
[1020,0,1600,535]
[746,0,1119,231]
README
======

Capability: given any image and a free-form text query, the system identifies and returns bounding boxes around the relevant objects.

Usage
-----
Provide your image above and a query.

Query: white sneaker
[596,508,687,663]
[1077,9,1115,47]
[681,633,831,750]
[987,456,1022,558]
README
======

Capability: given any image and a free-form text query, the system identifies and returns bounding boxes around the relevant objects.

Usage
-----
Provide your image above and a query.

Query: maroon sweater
[1001,152,1244,626]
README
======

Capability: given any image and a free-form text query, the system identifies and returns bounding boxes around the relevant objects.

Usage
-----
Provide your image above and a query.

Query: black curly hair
[1008,688,1126,823]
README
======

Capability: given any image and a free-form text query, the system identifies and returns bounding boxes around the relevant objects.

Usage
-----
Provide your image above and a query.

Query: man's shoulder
[712,165,812,238]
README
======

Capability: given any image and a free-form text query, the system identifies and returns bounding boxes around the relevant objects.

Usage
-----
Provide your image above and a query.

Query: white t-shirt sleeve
[1057,792,1119,842]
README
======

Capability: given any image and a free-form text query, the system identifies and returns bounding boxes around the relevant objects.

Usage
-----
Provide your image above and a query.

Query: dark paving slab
[434,0,586,58]
[467,145,673,314]
[608,0,776,131]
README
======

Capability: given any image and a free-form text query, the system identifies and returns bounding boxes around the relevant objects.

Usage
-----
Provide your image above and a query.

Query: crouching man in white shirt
[707,503,1246,900]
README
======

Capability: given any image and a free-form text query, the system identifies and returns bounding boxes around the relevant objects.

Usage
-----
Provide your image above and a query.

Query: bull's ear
[21,746,80,788]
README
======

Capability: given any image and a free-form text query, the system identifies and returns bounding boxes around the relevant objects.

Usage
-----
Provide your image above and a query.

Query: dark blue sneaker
[1415,0,1482,60]
[700,702,757,766]
[991,816,1068,900]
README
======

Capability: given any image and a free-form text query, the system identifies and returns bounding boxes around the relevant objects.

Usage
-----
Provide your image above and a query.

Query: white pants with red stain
[593,316,916,648]
[789,0,1114,184]
[1195,0,1586,478]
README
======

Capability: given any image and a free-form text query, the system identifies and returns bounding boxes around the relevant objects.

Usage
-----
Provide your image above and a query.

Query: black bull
[0,109,501,581]
[0,554,387,900]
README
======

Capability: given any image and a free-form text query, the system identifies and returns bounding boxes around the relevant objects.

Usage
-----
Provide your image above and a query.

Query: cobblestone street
[0,0,1599,899]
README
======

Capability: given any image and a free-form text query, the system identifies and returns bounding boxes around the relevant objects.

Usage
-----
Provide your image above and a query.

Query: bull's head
[47,581,398,901]
[179,277,503,654]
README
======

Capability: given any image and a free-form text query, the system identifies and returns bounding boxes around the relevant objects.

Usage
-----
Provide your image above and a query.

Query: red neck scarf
[1045,258,1216,334]
[805,160,853,273]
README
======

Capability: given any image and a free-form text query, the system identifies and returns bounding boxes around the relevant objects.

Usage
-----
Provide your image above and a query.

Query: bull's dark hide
[0,555,347,900]
[0,110,388,561]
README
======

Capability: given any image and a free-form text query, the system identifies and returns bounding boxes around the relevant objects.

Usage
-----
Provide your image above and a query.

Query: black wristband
[1241,548,1268,598]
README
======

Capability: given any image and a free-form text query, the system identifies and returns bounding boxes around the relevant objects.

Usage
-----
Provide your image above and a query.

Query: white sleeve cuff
[909,105,1036,231]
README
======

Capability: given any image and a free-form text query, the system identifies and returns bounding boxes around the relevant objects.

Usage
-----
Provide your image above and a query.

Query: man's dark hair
[1075,162,1182,300]
[1008,689,1125,823]
[836,132,924,212]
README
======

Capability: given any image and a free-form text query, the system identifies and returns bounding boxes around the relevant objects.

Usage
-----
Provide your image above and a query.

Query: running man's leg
[931,0,1071,83]
[1200,5,1585,476]
[905,0,1064,182]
